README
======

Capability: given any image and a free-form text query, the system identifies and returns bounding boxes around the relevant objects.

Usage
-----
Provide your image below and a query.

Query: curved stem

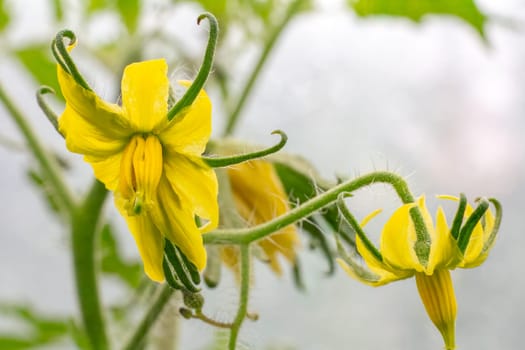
[193,311,233,329]
[228,244,251,350]
[204,171,416,245]
[0,83,75,214]
[167,13,218,121]
[122,285,175,350]
[222,0,305,136]
[204,130,287,168]
[72,180,109,350]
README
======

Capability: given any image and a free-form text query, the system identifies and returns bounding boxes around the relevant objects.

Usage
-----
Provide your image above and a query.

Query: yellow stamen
[415,270,457,350]
[119,135,163,216]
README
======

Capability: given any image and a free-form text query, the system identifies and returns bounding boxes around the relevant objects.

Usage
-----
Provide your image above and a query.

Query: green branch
[0,83,75,214]
[223,0,305,136]
[122,285,175,350]
[72,180,109,350]
[204,171,421,245]
[228,244,251,350]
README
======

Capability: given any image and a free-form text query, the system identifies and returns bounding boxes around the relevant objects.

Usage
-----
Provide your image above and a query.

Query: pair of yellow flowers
[58,58,498,350]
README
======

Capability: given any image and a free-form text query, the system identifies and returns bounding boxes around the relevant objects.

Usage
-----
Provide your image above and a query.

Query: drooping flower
[57,58,218,282]
[337,195,500,350]
[222,160,299,276]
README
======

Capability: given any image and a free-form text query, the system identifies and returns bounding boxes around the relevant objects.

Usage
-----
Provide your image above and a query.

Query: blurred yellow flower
[57,58,218,282]
[223,160,299,276]
[338,196,499,350]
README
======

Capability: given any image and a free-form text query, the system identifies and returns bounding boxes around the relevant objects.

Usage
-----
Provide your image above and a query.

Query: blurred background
[0,0,523,349]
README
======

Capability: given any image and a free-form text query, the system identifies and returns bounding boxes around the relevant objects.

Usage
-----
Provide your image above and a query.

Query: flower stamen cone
[119,135,163,216]
[416,270,457,350]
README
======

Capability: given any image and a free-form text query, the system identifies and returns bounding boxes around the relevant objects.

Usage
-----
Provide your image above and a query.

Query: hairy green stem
[228,244,251,350]
[72,180,109,350]
[223,0,305,136]
[122,285,175,350]
[0,83,75,214]
[204,171,420,245]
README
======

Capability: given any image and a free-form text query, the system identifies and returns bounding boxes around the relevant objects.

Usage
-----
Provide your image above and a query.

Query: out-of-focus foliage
[349,0,486,35]
[0,305,69,349]
[15,47,62,99]
[99,224,143,288]
[0,0,9,31]
[0,0,494,348]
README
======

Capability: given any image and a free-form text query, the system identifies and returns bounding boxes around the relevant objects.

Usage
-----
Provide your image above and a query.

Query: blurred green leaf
[189,0,227,19]
[0,0,9,31]
[117,0,140,33]
[100,224,142,288]
[0,304,69,349]
[349,0,487,36]
[15,46,62,99]
[51,0,63,21]
[27,169,61,214]
[87,0,109,13]
[202,330,229,350]
[67,319,90,350]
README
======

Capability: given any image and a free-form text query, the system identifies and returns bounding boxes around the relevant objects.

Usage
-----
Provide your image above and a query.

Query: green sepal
[36,86,61,135]
[450,193,467,240]
[162,259,184,290]
[167,13,218,121]
[52,29,92,91]
[163,239,201,293]
[203,130,287,168]
[337,193,383,262]
[301,218,335,275]
[203,246,222,288]
[457,197,490,254]
[292,257,306,291]
[481,198,502,254]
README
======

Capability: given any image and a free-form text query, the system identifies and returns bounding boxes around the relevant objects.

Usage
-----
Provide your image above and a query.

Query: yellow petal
[115,200,165,282]
[121,59,169,132]
[227,160,299,275]
[228,160,289,224]
[85,152,122,191]
[380,203,422,272]
[57,67,130,157]
[356,235,411,285]
[164,154,218,232]
[159,81,212,156]
[258,225,299,275]
[428,207,460,268]
[149,176,207,271]
[428,207,454,271]
[415,270,457,350]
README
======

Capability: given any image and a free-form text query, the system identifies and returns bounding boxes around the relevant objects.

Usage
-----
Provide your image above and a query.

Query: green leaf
[0,0,9,31]
[187,0,227,19]
[0,6,8,31]
[117,0,140,33]
[27,169,63,214]
[87,0,110,13]
[15,46,62,99]
[99,224,142,288]
[273,161,348,275]
[51,0,63,21]
[349,0,487,36]
[0,304,69,349]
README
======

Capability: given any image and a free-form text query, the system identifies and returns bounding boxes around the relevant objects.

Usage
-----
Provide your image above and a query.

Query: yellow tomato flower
[338,195,499,350]
[57,58,218,282]
[223,160,299,276]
